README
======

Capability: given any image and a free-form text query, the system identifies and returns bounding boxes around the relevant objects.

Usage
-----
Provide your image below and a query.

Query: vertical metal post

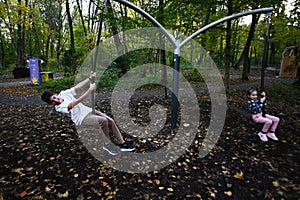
[171,43,180,129]
[92,0,107,114]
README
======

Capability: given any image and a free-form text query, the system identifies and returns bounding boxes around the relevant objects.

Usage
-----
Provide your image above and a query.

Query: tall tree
[241,14,259,80]
[158,0,167,86]
[106,0,127,74]
[66,0,75,51]
[65,0,76,74]
[0,37,5,67]
[224,0,233,91]
[75,0,87,37]
[16,0,24,68]
[43,0,64,68]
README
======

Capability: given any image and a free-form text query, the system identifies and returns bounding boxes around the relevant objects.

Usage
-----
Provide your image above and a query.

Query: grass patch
[266,83,300,104]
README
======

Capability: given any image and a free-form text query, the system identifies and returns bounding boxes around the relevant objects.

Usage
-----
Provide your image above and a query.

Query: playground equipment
[92,0,273,129]
[91,0,107,114]
[279,46,300,78]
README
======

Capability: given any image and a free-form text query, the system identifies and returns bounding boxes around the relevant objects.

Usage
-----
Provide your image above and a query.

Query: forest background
[0,0,299,90]
[1,1,300,199]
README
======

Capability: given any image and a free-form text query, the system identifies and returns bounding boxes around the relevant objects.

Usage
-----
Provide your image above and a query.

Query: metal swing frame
[91,0,273,128]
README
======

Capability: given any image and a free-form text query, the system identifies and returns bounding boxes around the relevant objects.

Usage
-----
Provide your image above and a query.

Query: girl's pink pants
[252,112,280,133]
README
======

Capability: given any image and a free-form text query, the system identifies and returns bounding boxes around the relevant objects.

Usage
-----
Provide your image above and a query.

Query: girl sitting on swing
[246,89,280,142]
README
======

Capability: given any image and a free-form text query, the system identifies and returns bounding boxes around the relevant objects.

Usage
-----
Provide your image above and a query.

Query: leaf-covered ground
[0,79,299,199]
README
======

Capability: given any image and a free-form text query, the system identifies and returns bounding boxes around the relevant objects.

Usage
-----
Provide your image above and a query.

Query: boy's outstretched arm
[74,72,96,92]
[68,83,96,110]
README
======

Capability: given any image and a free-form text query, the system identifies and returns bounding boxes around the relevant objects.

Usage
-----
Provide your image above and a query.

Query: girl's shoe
[258,132,268,142]
[267,132,278,141]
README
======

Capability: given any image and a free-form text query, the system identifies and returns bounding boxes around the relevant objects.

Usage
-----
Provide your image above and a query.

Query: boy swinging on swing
[41,72,135,155]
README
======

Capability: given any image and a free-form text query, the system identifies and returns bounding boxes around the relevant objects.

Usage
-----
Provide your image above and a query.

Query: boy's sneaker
[258,132,268,142]
[103,144,119,155]
[267,132,278,141]
[120,143,135,152]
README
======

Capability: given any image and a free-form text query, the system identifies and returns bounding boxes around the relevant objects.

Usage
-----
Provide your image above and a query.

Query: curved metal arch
[113,0,177,47]
[113,0,273,51]
[179,7,273,49]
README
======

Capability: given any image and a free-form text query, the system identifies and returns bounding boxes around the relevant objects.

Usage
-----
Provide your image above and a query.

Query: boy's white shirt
[55,88,92,126]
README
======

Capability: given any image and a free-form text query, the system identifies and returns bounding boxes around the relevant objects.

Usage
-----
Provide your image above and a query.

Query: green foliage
[61,50,83,75]
[97,67,119,91]
[1,0,298,81]
[37,76,75,93]
[0,63,16,75]
[46,58,59,70]
[181,68,204,82]
[266,83,300,104]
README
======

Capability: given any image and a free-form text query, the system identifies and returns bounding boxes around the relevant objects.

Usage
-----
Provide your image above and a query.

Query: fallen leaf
[224,191,232,196]
[272,180,280,187]
[20,191,27,198]
[14,168,24,173]
[82,179,89,184]
[45,186,51,192]
[183,123,190,127]
[102,181,108,187]
[62,190,69,198]
[233,171,243,179]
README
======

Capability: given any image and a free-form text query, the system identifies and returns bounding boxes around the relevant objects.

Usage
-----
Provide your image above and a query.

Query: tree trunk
[45,35,51,67]
[66,0,76,74]
[4,0,16,58]
[232,21,239,63]
[224,0,233,91]
[269,22,275,66]
[17,0,24,68]
[106,0,122,52]
[76,0,87,37]
[66,0,75,51]
[270,41,276,66]
[56,0,64,70]
[119,3,128,54]
[241,14,259,80]
[56,32,62,70]
[106,0,126,74]
[89,0,99,35]
[158,0,167,86]
[0,38,5,67]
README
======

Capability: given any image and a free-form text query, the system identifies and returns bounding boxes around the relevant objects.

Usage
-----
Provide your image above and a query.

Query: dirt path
[0,73,294,106]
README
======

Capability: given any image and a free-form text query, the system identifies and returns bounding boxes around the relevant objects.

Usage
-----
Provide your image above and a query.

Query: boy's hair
[41,91,55,104]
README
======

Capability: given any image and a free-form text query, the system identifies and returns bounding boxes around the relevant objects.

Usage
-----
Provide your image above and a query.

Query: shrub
[37,76,75,93]
[266,83,300,104]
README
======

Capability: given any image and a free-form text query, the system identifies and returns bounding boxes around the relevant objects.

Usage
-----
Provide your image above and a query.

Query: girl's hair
[246,89,257,96]
[41,91,55,104]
